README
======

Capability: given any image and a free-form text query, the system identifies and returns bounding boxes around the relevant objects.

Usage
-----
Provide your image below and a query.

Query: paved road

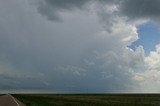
[0,94,25,106]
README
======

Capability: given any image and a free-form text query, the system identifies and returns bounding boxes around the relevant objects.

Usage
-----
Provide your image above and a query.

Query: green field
[13,94,160,106]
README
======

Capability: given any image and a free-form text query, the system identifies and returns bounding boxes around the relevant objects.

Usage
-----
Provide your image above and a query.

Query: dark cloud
[36,0,121,21]
[0,0,141,92]
[1,0,160,93]
[37,0,160,22]
[37,0,90,21]
[120,0,160,21]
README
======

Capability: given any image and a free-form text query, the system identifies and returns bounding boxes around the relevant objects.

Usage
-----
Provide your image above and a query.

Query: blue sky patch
[130,22,160,55]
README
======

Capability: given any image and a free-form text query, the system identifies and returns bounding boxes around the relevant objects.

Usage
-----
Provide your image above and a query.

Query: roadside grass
[13,94,160,106]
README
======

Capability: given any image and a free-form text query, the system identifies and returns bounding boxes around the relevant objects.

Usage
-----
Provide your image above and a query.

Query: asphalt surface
[0,94,25,106]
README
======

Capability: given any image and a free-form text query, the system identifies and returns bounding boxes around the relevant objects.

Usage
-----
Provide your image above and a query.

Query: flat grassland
[13,94,160,106]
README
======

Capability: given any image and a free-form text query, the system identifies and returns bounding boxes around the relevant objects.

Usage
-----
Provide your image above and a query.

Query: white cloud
[145,44,160,69]
[133,44,160,92]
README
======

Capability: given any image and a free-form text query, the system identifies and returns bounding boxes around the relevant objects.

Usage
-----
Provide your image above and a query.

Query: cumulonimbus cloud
[0,0,160,93]
[34,0,160,92]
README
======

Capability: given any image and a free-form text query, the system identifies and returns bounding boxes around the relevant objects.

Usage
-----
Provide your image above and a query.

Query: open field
[13,94,160,106]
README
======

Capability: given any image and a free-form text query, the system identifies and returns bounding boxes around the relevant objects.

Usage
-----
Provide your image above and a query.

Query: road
[0,94,25,106]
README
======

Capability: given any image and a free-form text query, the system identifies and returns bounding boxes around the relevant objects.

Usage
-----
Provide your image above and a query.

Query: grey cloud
[99,0,160,22]
[122,0,160,18]
[120,0,160,21]
[37,0,90,21]
[0,0,158,93]
[37,0,160,22]
[36,0,121,21]
[0,0,138,92]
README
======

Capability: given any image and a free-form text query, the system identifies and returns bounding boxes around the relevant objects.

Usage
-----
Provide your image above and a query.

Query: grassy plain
[13,94,160,106]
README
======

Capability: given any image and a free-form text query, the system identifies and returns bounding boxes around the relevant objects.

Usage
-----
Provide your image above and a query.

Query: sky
[1,0,160,93]
[130,22,160,55]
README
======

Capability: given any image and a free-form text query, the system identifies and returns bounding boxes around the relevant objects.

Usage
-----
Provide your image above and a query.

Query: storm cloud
[36,0,160,22]
[0,0,160,93]
[120,0,160,21]
[36,0,90,21]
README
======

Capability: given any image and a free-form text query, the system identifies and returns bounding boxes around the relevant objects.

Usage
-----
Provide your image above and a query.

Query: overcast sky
[1,0,160,93]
